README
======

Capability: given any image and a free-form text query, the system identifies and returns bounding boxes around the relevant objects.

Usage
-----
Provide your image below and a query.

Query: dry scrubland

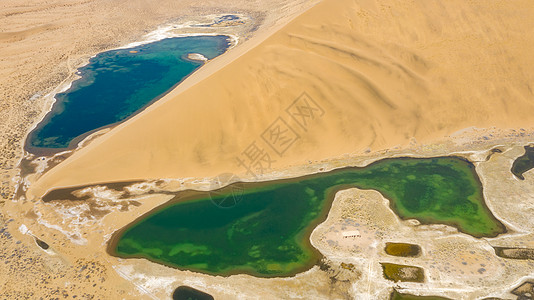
[31,0,534,197]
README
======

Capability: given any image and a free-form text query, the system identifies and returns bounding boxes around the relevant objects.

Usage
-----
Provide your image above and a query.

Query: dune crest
[31,0,534,198]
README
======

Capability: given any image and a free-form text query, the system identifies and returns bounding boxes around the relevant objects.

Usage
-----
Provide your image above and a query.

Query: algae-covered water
[172,286,213,300]
[110,157,505,277]
[390,290,451,300]
[511,145,534,180]
[27,35,229,151]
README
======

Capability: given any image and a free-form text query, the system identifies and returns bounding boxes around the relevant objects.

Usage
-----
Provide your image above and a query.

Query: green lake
[109,157,505,277]
[511,145,534,180]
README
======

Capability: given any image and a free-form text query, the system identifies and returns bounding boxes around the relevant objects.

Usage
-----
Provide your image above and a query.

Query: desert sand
[3,0,534,299]
[0,0,315,201]
[30,0,534,198]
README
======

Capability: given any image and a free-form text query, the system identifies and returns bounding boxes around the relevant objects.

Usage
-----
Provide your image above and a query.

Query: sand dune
[31,0,534,198]
[0,0,313,201]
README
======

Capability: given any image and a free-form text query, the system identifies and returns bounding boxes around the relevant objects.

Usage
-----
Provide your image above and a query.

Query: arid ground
[1,0,534,299]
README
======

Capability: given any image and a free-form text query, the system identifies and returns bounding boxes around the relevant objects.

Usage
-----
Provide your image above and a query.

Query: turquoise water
[27,35,229,151]
[110,157,505,277]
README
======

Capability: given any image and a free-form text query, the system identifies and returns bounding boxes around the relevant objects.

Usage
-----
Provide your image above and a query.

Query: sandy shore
[6,133,534,299]
[29,0,534,199]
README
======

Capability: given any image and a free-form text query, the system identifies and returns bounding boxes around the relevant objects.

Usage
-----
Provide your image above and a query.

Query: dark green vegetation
[105,157,506,277]
[390,289,451,300]
[381,263,425,283]
[172,286,214,300]
[494,247,534,260]
[27,36,229,152]
[384,242,421,257]
[34,238,49,250]
[511,145,534,180]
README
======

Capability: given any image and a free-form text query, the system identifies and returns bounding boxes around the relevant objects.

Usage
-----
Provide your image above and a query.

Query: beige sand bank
[30,0,534,198]
[0,0,315,201]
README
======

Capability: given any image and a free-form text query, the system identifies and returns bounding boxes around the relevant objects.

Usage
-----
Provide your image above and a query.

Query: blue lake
[27,35,230,151]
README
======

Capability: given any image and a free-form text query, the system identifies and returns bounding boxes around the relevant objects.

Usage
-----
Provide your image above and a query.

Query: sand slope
[32,0,534,197]
[0,0,314,202]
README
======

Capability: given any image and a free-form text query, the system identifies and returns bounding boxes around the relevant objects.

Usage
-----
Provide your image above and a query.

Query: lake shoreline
[103,155,506,278]
[24,33,234,156]
[11,131,534,299]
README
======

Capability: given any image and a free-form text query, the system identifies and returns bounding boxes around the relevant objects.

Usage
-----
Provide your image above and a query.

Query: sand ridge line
[29,0,534,198]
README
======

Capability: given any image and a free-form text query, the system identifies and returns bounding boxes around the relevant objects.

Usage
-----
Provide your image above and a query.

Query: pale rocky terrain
[311,136,534,299]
